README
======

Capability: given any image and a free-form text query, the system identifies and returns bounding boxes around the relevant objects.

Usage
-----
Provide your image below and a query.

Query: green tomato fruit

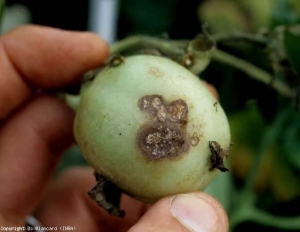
[74,55,231,203]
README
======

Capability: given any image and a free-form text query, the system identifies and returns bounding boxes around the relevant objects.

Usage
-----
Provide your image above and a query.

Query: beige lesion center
[137,95,190,161]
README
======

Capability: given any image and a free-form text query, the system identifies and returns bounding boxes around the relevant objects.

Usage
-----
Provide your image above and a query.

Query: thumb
[129,192,228,232]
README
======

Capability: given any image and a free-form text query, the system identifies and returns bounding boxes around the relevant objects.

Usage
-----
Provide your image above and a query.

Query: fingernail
[170,194,219,232]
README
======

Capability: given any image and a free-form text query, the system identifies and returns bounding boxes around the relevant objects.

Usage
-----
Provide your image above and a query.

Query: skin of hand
[0,25,228,232]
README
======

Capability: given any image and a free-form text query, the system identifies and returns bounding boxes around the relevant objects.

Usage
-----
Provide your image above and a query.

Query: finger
[0,96,74,222]
[0,25,109,119]
[129,192,228,232]
[34,167,150,231]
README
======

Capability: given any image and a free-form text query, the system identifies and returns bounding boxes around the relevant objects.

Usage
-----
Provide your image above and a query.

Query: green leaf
[205,170,233,212]
[231,204,300,231]
[229,103,266,152]
[284,28,300,75]
[272,0,299,27]
[230,192,300,231]
[278,107,300,170]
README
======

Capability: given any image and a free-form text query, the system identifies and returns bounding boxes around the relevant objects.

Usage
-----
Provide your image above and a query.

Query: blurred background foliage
[1,0,300,231]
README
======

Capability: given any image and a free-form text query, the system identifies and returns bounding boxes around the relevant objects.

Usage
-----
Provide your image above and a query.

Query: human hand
[0,25,228,231]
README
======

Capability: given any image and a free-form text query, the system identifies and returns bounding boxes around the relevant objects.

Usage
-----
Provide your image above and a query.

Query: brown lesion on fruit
[108,55,125,68]
[138,122,189,160]
[190,132,200,146]
[137,95,191,161]
[138,95,188,124]
[168,100,188,124]
[182,53,195,68]
[138,95,162,110]
[149,67,164,77]
[213,102,218,112]
[208,141,230,172]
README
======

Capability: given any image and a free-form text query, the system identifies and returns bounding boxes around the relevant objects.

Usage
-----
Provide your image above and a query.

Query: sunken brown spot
[168,100,188,124]
[137,95,190,161]
[138,123,189,160]
[149,67,164,77]
[108,55,125,67]
[182,53,195,68]
[190,132,200,146]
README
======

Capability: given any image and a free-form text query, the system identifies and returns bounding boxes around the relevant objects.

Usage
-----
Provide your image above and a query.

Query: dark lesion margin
[88,172,125,217]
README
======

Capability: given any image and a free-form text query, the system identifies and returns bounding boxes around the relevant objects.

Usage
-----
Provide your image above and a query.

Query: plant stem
[229,109,292,229]
[212,49,295,98]
[230,194,300,231]
[111,35,186,56]
[110,35,295,99]
[111,35,214,75]
[213,31,269,45]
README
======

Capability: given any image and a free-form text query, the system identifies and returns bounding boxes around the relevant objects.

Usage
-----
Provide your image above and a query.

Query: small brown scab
[108,55,125,68]
[190,132,200,146]
[213,102,218,112]
[182,53,195,68]
[208,141,229,172]
[137,95,190,161]
[149,67,164,77]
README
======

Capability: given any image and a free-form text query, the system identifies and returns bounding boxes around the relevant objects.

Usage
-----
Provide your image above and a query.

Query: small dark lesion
[213,102,218,112]
[108,55,125,68]
[190,132,200,146]
[88,173,125,217]
[181,53,195,68]
[208,141,230,172]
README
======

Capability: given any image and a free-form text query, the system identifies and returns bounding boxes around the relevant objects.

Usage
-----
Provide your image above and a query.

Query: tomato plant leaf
[284,29,300,76]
